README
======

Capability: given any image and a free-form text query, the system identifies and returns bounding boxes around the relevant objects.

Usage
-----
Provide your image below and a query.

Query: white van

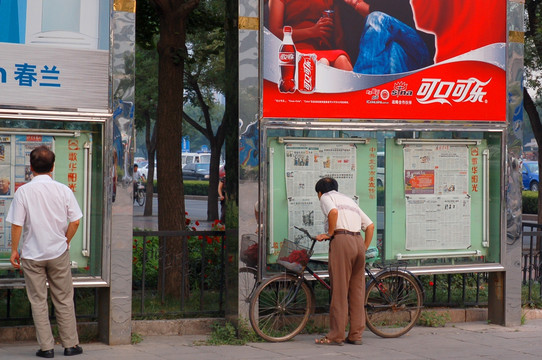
[182,152,211,168]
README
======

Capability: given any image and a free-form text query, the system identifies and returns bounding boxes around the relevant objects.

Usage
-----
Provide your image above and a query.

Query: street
[133,195,215,230]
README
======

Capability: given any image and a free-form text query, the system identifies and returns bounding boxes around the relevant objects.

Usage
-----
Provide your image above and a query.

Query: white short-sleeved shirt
[319,190,373,233]
[6,174,83,261]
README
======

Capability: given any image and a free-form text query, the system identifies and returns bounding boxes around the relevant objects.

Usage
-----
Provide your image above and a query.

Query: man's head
[315,177,338,197]
[30,146,55,174]
[134,164,138,171]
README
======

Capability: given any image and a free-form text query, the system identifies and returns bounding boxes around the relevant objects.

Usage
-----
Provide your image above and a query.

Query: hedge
[149,180,209,195]
[523,191,538,214]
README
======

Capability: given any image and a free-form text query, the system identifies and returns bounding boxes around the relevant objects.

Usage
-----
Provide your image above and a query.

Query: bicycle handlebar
[293,226,316,240]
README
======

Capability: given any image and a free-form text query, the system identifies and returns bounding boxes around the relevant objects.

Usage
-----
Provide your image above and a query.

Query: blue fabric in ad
[353,12,431,75]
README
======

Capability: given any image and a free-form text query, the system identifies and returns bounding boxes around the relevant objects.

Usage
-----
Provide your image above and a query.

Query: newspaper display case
[238,0,525,324]
[0,0,135,293]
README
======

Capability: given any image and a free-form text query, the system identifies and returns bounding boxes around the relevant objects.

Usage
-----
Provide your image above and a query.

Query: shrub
[184,180,209,195]
[523,191,538,214]
[147,180,209,195]
[132,215,225,292]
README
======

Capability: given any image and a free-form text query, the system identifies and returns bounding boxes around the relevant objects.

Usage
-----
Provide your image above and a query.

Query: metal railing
[131,229,227,318]
[522,222,542,304]
[3,223,542,324]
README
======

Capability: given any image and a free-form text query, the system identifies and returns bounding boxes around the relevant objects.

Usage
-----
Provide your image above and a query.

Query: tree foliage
[524,0,542,219]
[183,0,226,220]
[134,47,158,215]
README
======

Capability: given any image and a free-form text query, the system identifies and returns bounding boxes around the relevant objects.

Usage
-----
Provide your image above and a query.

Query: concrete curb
[2,309,542,342]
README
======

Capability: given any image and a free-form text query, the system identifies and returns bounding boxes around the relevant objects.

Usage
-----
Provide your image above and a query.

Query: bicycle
[248,226,424,342]
[239,234,259,305]
[134,181,145,206]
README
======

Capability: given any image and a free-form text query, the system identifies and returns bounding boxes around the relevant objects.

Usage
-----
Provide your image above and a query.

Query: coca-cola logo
[416,77,491,105]
[279,52,295,62]
[302,59,313,91]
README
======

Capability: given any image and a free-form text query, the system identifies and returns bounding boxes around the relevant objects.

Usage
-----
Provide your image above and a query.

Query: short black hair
[315,177,338,194]
[30,145,55,174]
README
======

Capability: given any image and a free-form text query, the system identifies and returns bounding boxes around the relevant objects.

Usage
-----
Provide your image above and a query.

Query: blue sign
[182,136,190,152]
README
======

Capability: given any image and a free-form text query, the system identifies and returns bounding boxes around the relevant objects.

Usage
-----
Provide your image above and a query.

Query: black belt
[334,229,361,236]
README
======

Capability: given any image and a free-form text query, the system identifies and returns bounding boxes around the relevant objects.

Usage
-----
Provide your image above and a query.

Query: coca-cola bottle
[278,26,296,93]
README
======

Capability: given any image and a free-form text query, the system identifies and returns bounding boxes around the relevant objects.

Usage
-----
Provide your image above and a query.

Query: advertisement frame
[260,0,507,122]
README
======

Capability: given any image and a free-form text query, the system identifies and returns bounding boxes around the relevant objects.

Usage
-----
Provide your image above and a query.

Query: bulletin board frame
[384,138,501,263]
[267,136,378,263]
[0,130,97,271]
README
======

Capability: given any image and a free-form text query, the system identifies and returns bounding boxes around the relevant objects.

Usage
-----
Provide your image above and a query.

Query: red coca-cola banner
[263,0,507,121]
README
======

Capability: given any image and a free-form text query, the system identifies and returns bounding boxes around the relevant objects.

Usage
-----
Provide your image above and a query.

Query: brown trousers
[326,232,366,343]
[22,250,79,351]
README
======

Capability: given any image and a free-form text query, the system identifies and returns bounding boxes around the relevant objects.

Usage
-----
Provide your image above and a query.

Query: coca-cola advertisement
[263,0,507,121]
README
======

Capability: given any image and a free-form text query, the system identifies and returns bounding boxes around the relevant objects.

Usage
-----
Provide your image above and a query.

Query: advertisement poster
[263,0,506,121]
[0,0,110,112]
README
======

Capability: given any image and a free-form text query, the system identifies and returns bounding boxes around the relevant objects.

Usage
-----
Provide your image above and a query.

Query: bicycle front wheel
[239,266,258,305]
[136,190,145,206]
[365,270,423,338]
[249,273,313,342]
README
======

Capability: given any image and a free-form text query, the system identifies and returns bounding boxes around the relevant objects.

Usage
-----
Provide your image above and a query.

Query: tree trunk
[524,88,542,224]
[207,140,221,221]
[155,7,189,299]
[144,114,157,216]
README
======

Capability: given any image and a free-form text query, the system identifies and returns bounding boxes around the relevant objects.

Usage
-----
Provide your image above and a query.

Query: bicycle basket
[240,234,258,268]
[276,239,313,273]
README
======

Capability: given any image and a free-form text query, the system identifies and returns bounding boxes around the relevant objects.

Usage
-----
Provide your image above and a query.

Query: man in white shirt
[8,146,83,358]
[314,177,374,346]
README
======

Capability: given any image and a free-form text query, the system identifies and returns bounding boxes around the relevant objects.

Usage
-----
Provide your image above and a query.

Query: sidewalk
[2,319,542,360]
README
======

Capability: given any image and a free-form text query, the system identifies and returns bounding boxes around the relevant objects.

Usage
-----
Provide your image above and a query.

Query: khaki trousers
[22,250,79,351]
[326,233,366,343]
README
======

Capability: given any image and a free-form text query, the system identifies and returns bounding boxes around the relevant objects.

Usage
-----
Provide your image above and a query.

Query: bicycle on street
[134,181,145,206]
[248,226,424,342]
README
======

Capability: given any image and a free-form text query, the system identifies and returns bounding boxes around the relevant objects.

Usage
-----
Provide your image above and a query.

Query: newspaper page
[404,144,471,250]
[405,195,471,250]
[284,142,358,257]
[286,197,328,255]
[285,142,357,197]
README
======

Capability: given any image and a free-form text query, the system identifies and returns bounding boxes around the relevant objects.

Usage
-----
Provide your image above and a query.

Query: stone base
[2,309,542,342]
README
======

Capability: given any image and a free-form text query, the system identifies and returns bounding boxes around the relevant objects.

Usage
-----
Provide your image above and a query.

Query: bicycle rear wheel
[365,270,423,338]
[249,273,313,342]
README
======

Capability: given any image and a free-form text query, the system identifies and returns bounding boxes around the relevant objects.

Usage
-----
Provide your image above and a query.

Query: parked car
[522,160,539,191]
[183,163,210,180]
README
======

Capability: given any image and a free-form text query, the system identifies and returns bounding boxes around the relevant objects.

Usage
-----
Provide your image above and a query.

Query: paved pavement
[2,319,542,359]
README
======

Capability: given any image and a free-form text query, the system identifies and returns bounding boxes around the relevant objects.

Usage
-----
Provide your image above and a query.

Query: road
[133,195,216,230]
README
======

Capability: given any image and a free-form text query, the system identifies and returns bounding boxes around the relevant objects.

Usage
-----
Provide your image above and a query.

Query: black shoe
[36,349,54,358]
[63,345,83,356]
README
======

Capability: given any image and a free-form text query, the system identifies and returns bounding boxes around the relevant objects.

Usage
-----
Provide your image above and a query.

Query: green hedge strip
[149,180,209,195]
[523,191,538,214]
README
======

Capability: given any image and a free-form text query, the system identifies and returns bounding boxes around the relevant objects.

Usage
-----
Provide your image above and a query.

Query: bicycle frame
[292,227,415,306]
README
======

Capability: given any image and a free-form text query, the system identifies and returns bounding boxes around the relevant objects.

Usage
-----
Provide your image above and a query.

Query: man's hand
[316,233,332,241]
[10,249,20,269]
